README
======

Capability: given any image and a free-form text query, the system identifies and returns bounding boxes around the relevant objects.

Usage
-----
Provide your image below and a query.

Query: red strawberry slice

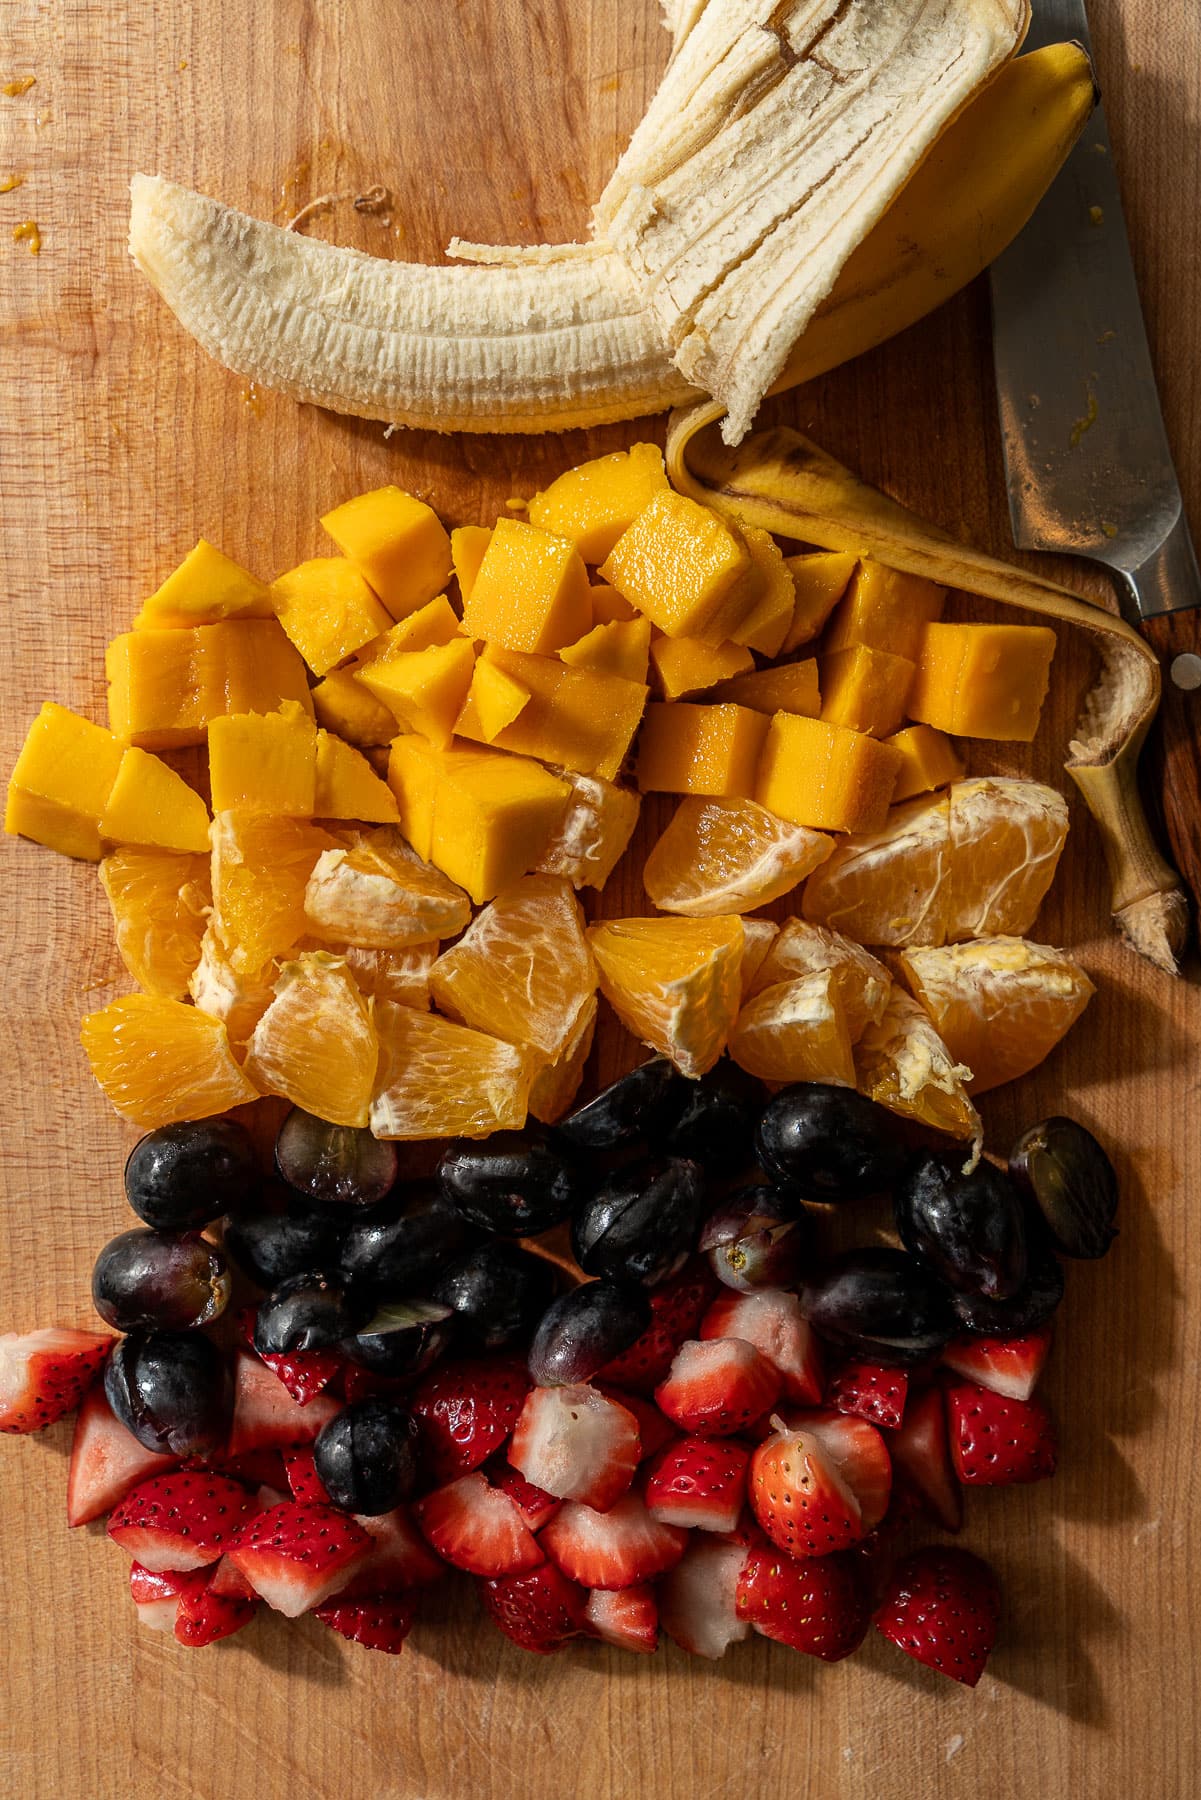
[736,1546,869,1661]
[227,1351,340,1456]
[509,1384,640,1511]
[942,1325,1053,1403]
[889,1386,962,1531]
[826,1359,909,1430]
[539,1493,686,1590]
[129,1563,206,1631]
[315,1593,415,1654]
[596,1262,717,1394]
[108,1470,257,1571]
[175,1576,257,1647]
[644,1436,749,1533]
[67,1385,179,1527]
[414,1472,544,1577]
[585,1583,658,1654]
[699,1289,823,1404]
[479,1563,589,1654]
[658,1539,751,1660]
[236,1309,342,1407]
[592,1383,676,1463]
[410,1357,530,1484]
[205,1448,290,1490]
[946,1384,1058,1486]
[749,1410,890,1558]
[337,1506,446,1595]
[0,1327,112,1434]
[875,1546,1000,1686]
[227,1501,373,1616]
[281,1446,332,1506]
[341,1365,413,1406]
[208,1555,257,1601]
[776,1408,893,1532]
[654,1339,781,1438]
[710,1508,773,1553]
[486,1459,562,1532]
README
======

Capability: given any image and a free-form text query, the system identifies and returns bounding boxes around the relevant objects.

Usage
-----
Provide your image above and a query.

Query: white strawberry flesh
[0,1327,112,1435]
[67,1386,178,1527]
[227,1351,340,1456]
[540,1493,686,1590]
[227,1500,373,1617]
[658,1540,752,1660]
[780,1408,893,1533]
[585,1583,659,1653]
[699,1289,823,1403]
[509,1384,640,1510]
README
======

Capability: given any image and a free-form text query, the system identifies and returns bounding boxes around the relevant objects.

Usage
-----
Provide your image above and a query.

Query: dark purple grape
[438,1131,589,1236]
[527,1281,651,1386]
[92,1229,230,1332]
[104,1329,230,1456]
[275,1108,399,1208]
[756,1084,904,1203]
[894,1152,1027,1299]
[571,1157,707,1288]
[1009,1116,1118,1259]
[949,1246,1065,1338]
[345,1299,455,1377]
[555,1056,685,1152]
[802,1248,956,1365]
[124,1118,257,1230]
[339,1183,480,1297]
[254,1273,369,1355]
[313,1398,419,1514]
[699,1184,813,1293]
[655,1060,760,1177]
[431,1243,557,1352]
[222,1202,344,1289]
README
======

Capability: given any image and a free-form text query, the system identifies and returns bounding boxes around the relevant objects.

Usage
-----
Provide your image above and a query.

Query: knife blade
[988,0,1201,928]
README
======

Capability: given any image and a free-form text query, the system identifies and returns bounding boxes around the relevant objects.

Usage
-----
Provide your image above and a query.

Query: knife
[988,0,1201,931]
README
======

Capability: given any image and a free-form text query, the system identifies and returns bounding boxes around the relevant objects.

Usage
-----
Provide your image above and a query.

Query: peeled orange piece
[529,992,598,1124]
[643,796,833,917]
[750,919,891,1041]
[304,827,471,949]
[855,988,980,1150]
[898,936,1095,1093]
[323,942,437,1010]
[430,874,595,1059]
[739,918,778,1000]
[244,953,378,1127]
[588,914,744,1079]
[99,847,210,999]
[535,770,641,892]
[80,994,258,1125]
[945,778,1071,940]
[801,791,952,946]
[730,969,856,1086]
[188,925,277,1047]
[211,811,338,975]
[370,1002,539,1139]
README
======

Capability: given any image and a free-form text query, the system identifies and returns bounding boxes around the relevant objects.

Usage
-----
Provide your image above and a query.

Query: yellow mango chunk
[134,539,273,629]
[314,730,399,823]
[467,658,531,742]
[311,669,398,748]
[353,595,461,666]
[359,639,476,748]
[208,702,318,816]
[709,659,821,717]
[455,647,647,782]
[106,621,313,749]
[824,558,945,662]
[755,713,902,834]
[527,443,669,564]
[451,525,492,602]
[5,702,126,860]
[600,491,750,642]
[322,486,452,621]
[535,770,641,891]
[370,1001,539,1140]
[636,702,768,798]
[101,747,211,854]
[908,622,1057,742]
[781,553,858,653]
[559,617,652,684]
[887,724,966,801]
[649,635,754,701]
[270,557,391,677]
[588,914,744,1079]
[461,518,592,655]
[720,526,795,657]
[589,584,638,624]
[821,645,915,738]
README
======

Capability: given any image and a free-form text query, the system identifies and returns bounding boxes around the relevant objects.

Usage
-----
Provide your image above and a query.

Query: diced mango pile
[6,442,1086,1143]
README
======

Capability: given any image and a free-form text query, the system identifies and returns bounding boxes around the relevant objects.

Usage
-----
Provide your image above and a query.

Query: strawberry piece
[509,1384,640,1510]
[540,1493,686,1590]
[750,1408,893,1558]
[340,1365,413,1406]
[227,1501,373,1616]
[946,1383,1058,1486]
[889,1386,962,1531]
[778,1408,893,1531]
[644,1436,749,1533]
[206,1448,290,1490]
[486,1459,562,1532]
[658,1539,751,1659]
[875,1546,1000,1686]
[654,1339,781,1438]
[479,1563,589,1654]
[410,1357,530,1483]
[0,1327,112,1434]
[236,1308,342,1407]
[175,1577,257,1647]
[710,1508,773,1553]
[826,1359,908,1431]
[67,1385,178,1526]
[592,1383,676,1463]
[736,1547,869,1661]
[942,1325,1053,1403]
[337,1506,446,1595]
[699,1289,823,1404]
[595,1261,717,1395]
[227,1351,340,1456]
[129,1563,206,1632]
[585,1583,659,1654]
[107,1470,257,1572]
[208,1555,257,1601]
[414,1472,545,1577]
[281,1446,332,1505]
[315,1593,415,1654]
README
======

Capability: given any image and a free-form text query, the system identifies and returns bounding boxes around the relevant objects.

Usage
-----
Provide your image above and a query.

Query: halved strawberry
[657,1539,751,1659]
[540,1493,686,1590]
[486,1459,561,1532]
[736,1547,869,1661]
[942,1325,1053,1403]
[875,1546,1000,1686]
[644,1436,749,1533]
[654,1339,781,1438]
[479,1563,589,1654]
[786,1410,892,1531]
[825,1359,909,1431]
[946,1383,1058,1486]
[175,1576,257,1647]
[585,1583,658,1654]
[410,1357,530,1484]
[710,1508,772,1553]
[236,1308,342,1408]
[889,1386,962,1531]
[67,1385,179,1526]
[315,1593,415,1654]
[509,1384,640,1511]
[0,1327,112,1433]
[595,1261,717,1395]
[593,1383,676,1463]
[699,1290,823,1404]
[336,1505,446,1595]
[282,1446,332,1505]
[414,1472,544,1577]
[206,1447,290,1490]
[227,1351,340,1456]
[749,1410,891,1558]
[129,1563,205,1632]
[107,1470,257,1571]
[208,1555,257,1601]
[227,1501,373,1616]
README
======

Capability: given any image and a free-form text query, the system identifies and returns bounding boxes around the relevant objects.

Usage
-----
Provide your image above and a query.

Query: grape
[555,1056,685,1152]
[124,1118,257,1230]
[655,1060,760,1177]
[313,1398,419,1514]
[756,1084,905,1203]
[1009,1116,1118,1259]
[222,1200,345,1289]
[699,1185,813,1292]
[92,1229,230,1332]
[527,1282,651,1386]
[949,1246,1065,1338]
[254,1273,369,1355]
[104,1330,230,1456]
[275,1108,399,1208]
[438,1131,589,1236]
[432,1242,557,1351]
[344,1300,455,1378]
[894,1152,1027,1299]
[339,1183,481,1297]
[571,1157,706,1288]
[801,1248,956,1365]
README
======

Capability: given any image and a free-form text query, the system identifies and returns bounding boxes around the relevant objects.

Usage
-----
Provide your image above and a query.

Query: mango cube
[755,713,902,834]
[781,552,858,653]
[559,617,652,684]
[106,621,313,749]
[907,622,1057,742]
[820,645,915,738]
[720,526,795,656]
[311,669,398,747]
[886,725,966,801]
[710,659,821,718]
[460,518,592,655]
[455,647,647,781]
[322,486,452,621]
[270,557,391,677]
[527,443,669,564]
[823,558,945,662]
[636,702,768,799]
[134,539,273,629]
[600,491,749,642]
[5,702,126,860]
[649,635,754,701]
[451,525,492,602]
[354,595,461,666]
[589,584,638,625]
[359,639,476,748]
[466,658,531,742]
[101,747,211,854]
[208,702,318,815]
[314,731,399,822]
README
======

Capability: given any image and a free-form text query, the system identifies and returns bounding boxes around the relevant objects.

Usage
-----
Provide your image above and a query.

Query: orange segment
[210,812,338,975]
[739,919,779,1001]
[946,778,1070,940]
[588,915,744,1079]
[528,992,598,1124]
[99,847,210,1000]
[535,771,641,892]
[188,925,277,1048]
[370,1002,539,1139]
[80,994,259,1125]
[854,988,980,1150]
[303,827,471,949]
[643,796,833,917]
[750,919,892,1041]
[729,970,857,1086]
[801,791,953,945]
[318,942,437,1010]
[244,953,378,1128]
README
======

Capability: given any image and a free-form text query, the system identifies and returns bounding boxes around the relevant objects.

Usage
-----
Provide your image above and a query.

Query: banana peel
[667,401,1186,975]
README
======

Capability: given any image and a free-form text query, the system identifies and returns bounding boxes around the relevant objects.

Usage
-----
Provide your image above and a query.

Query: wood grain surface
[2,4,1199,1797]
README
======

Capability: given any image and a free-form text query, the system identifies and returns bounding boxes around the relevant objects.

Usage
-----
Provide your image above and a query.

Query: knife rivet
[1169,653,1201,692]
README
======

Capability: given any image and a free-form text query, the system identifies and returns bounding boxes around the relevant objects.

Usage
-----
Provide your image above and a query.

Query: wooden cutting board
[2,4,1199,1796]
